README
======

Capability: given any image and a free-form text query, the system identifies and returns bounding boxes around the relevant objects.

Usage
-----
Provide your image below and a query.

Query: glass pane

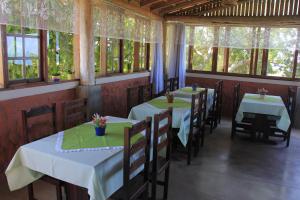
[94,37,101,76]
[217,48,225,72]
[24,27,38,36]
[192,46,213,71]
[228,48,251,74]
[255,49,263,75]
[123,40,134,73]
[296,53,300,78]
[25,59,39,79]
[267,49,294,78]
[25,38,39,57]
[8,60,23,80]
[6,25,21,34]
[107,38,119,73]
[7,36,23,57]
[47,31,74,80]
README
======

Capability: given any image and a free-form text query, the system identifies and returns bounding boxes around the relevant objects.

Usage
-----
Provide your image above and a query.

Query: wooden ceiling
[139,0,300,17]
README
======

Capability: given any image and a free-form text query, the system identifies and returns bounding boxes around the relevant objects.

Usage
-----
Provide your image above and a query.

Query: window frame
[2,25,45,86]
[186,27,300,81]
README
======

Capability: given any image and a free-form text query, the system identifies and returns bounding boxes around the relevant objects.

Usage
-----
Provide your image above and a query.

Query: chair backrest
[218,80,223,105]
[287,87,296,125]
[211,81,220,113]
[123,117,152,200]
[164,78,172,92]
[199,89,208,123]
[172,77,179,91]
[22,104,56,143]
[139,83,153,103]
[232,83,241,121]
[188,93,201,140]
[153,108,172,172]
[127,86,143,115]
[63,98,87,129]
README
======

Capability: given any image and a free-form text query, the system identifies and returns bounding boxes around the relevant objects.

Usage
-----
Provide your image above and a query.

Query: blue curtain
[151,43,164,94]
[167,23,186,88]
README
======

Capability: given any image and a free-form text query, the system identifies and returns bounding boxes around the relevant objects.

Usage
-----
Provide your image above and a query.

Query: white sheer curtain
[93,1,163,44]
[150,22,164,94]
[0,0,77,33]
[166,22,186,88]
[187,25,300,51]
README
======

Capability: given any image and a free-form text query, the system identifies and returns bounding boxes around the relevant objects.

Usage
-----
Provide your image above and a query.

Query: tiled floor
[1,119,300,200]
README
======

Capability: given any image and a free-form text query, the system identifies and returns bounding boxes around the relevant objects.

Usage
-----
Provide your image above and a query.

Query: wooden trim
[188,45,193,71]
[223,48,229,73]
[40,30,48,82]
[293,50,299,78]
[146,43,150,71]
[212,47,218,73]
[187,70,300,81]
[133,42,140,72]
[261,49,268,76]
[119,39,124,73]
[0,25,8,88]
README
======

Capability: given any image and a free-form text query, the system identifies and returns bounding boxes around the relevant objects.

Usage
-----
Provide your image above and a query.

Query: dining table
[172,86,215,113]
[5,116,145,200]
[128,96,192,147]
[235,93,291,132]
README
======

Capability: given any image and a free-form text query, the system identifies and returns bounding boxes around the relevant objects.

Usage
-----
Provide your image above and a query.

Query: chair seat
[150,156,169,175]
[110,174,147,200]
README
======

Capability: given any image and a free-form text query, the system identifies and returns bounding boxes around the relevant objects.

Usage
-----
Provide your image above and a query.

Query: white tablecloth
[128,96,191,146]
[5,117,141,200]
[235,93,291,132]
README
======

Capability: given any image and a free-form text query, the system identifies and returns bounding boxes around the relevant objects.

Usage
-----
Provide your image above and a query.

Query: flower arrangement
[92,114,107,136]
[92,114,107,128]
[166,91,174,103]
[257,88,268,98]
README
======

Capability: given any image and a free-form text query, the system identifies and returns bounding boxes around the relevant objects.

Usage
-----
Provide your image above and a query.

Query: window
[107,38,120,73]
[139,42,146,70]
[6,25,40,82]
[217,48,227,72]
[123,40,134,73]
[94,37,101,76]
[47,31,74,80]
[267,49,294,78]
[191,27,214,71]
[228,48,251,74]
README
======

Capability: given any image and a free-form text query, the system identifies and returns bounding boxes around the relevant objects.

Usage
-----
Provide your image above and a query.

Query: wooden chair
[127,86,143,115]
[111,117,152,200]
[63,98,87,129]
[269,87,296,147]
[151,108,173,200]
[22,104,65,200]
[231,83,254,140]
[217,80,223,124]
[198,89,208,148]
[139,83,153,103]
[186,93,202,165]
[207,81,220,134]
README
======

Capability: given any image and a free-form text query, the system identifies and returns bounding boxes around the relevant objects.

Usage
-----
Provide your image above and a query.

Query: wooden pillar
[133,42,140,72]
[78,0,95,85]
[100,38,107,76]
[0,25,8,88]
[73,0,80,80]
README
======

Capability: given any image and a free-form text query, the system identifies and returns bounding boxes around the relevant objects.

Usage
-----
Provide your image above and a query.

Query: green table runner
[244,95,281,103]
[62,122,143,150]
[148,98,191,109]
[180,87,204,94]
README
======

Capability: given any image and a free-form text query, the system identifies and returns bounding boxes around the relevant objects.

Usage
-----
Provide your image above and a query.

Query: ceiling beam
[164,15,300,27]
[159,0,208,16]
[172,1,224,16]
[140,0,166,7]
[150,0,187,11]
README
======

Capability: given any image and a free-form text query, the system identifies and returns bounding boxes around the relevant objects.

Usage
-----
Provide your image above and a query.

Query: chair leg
[151,174,157,200]
[231,125,235,140]
[210,119,214,134]
[28,184,35,200]
[286,134,291,147]
[201,127,205,147]
[56,183,63,200]
[187,141,192,165]
[163,166,170,200]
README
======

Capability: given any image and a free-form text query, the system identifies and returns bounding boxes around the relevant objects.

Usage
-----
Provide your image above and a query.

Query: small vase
[52,75,60,83]
[95,127,106,136]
